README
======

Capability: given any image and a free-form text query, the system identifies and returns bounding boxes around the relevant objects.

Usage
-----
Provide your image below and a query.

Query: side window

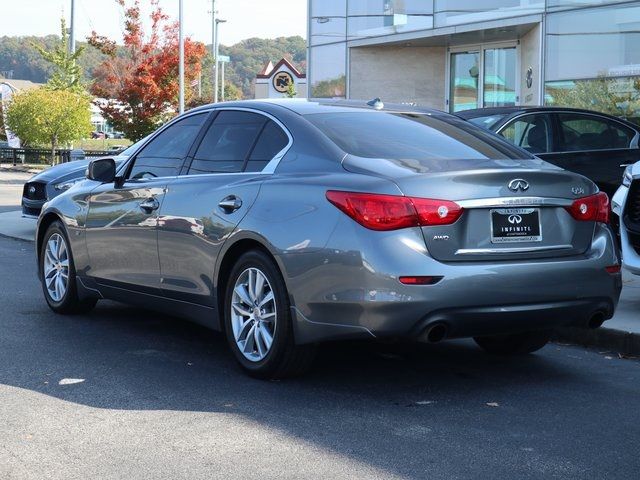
[557,113,635,152]
[499,114,552,154]
[188,111,265,174]
[246,120,289,172]
[129,113,207,180]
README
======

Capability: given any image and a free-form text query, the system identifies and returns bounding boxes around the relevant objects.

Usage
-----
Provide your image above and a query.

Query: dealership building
[306,1,640,117]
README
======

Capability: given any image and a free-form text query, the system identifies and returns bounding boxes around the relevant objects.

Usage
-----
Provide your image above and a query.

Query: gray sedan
[36,99,622,378]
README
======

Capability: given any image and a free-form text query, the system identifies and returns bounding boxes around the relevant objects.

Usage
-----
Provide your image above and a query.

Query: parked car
[612,162,640,274]
[36,99,621,378]
[22,139,145,217]
[457,107,640,200]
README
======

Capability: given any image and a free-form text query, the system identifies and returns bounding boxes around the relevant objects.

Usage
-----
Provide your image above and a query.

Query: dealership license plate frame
[490,208,542,244]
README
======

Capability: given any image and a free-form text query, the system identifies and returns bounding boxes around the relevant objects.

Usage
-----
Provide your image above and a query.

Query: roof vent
[367,98,384,110]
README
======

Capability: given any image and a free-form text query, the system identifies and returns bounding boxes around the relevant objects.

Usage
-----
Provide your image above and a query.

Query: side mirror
[87,158,116,183]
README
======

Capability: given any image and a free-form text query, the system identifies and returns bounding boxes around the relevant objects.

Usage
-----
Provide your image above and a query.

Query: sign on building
[254,58,307,99]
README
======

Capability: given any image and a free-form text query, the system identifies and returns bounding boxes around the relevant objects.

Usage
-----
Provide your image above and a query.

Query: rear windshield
[466,114,507,129]
[305,112,529,160]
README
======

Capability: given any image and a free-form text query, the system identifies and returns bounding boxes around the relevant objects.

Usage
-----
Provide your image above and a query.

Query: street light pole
[178,0,185,114]
[69,0,76,53]
[214,19,226,103]
[211,0,218,102]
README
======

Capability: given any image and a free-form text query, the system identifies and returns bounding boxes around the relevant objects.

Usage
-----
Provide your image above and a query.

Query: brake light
[326,191,463,231]
[399,276,443,285]
[565,192,609,223]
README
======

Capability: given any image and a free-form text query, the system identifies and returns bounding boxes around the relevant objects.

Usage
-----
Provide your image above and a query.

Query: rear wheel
[40,221,97,314]
[223,250,316,379]
[474,330,552,355]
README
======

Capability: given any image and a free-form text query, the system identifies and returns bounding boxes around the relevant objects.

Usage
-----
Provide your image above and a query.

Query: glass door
[483,47,517,108]
[449,50,480,113]
[448,43,518,113]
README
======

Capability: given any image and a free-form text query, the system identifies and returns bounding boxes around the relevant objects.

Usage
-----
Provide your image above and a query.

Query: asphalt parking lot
[1,234,639,479]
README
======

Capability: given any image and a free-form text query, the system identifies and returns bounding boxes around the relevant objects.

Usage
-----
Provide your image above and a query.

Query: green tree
[32,18,85,92]
[6,88,92,164]
[283,81,297,98]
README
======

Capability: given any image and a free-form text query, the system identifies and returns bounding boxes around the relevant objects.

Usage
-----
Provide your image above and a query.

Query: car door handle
[139,197,160,212]
[218,195,242,213]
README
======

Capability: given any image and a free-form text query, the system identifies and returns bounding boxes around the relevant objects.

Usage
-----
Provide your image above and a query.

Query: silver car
[613,163,640,275]
[36,99,622,378]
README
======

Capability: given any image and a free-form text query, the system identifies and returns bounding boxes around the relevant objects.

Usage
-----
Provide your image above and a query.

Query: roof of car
[457,106,625,119]
[189,98,445,116]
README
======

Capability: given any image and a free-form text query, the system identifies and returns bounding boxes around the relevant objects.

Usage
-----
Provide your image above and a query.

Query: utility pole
[179,0,185,113]
[221,61,225,101]
[214,19,226,103]
[69,0,76,53]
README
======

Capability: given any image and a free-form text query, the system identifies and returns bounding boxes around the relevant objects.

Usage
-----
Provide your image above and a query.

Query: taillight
[565,192,609,223]
[326,191,463,231]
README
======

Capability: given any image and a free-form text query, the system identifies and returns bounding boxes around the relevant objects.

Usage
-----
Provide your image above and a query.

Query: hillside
[0,34,306,99]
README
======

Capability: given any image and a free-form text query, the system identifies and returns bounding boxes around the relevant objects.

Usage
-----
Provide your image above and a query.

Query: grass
[76,138,132,151]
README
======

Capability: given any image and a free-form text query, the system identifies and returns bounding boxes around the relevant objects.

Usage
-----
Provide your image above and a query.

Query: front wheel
[474,330,552,355]
[40,221,97,314]
[223,250,316,379]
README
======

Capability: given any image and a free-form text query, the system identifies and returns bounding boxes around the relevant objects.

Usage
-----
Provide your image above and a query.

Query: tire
[474,330,552,355]
[40,221,97,314]
[223,250,316,379]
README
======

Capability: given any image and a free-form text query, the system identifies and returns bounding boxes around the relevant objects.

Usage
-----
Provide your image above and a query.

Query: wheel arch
[215,235,287,332]
[36,212,64,263]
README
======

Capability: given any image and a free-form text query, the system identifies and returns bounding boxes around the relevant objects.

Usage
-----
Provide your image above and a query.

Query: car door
[545,112,640,198]
[84,112,209,292]
[157,109,291,308]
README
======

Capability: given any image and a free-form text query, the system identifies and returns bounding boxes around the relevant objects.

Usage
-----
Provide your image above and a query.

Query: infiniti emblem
[28,186,36,194]
[508,214,523,224]
[508,179,529,192]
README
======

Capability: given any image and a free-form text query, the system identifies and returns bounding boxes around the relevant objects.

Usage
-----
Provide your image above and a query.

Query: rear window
[306,112,527,160]
[467,114,508,129]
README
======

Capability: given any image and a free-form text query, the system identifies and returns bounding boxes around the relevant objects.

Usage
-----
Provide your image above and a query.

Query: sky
[5,0,307,46]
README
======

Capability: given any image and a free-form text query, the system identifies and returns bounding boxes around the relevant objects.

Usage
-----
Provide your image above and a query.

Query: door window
[557,114,635,152]
[449,51,480,113]
[499,114,552,154]
[246,120,290,172]
[189,111,265,174]
[128,113,207,180]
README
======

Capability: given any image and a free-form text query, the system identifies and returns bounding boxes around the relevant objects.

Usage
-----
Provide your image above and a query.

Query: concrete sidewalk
[0,201,638,355]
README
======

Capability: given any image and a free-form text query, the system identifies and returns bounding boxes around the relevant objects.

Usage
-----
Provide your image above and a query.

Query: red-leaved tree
[88,0,206,140]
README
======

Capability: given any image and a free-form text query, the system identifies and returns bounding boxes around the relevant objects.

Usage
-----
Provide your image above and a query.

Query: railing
[0,148,120,166]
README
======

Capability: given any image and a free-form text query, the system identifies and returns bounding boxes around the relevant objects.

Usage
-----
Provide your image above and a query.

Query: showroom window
[347,0,433,40]
[434,0,544,27]
[310,0,347,46]
[545,3,640,124]
[309,43,347,98]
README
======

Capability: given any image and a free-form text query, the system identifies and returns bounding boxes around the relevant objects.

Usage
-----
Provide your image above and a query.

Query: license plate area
[490,208,541,243]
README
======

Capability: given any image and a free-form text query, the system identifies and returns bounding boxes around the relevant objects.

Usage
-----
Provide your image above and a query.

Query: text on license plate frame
[490,208,542,244]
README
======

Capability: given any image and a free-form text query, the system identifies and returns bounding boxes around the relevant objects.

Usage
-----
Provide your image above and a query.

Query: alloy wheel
[43,233,69,302]
[230,267,277,362]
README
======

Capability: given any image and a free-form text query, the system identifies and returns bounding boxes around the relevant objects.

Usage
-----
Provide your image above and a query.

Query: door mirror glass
[87,158,116,183]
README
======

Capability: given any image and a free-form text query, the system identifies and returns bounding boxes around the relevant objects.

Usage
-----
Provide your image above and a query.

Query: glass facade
[544,2,640,123]
[308,0,640,122]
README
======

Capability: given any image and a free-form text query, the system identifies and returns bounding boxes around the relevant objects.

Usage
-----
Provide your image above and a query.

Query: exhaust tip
[425,323,448,343]
[588,312,605,330]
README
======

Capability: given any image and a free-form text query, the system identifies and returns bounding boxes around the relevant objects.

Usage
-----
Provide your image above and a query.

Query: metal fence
[0,148,118,166]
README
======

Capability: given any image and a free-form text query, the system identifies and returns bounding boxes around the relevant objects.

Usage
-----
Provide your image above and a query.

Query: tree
[88,0,207,140]
[283,81,297,98]
[6,88,92,164]
[32,18,85,92]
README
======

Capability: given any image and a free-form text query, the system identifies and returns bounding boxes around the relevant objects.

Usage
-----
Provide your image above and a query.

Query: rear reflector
[605,265,621,274]
[326,190,463,231]
[398,276,443,285]
[565,192,610,223]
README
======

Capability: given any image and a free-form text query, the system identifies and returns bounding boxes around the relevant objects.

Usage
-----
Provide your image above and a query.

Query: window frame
[497,113,554,154]
[553,112,638,153]
[496,110,640,154]
[182,107,293,177]
[121,109,214,182]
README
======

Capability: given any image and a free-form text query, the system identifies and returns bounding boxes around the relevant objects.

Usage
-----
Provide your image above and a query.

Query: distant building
[254,58,307,99]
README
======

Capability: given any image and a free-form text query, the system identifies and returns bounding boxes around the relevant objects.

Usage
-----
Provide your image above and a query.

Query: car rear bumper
[285,221,622,344]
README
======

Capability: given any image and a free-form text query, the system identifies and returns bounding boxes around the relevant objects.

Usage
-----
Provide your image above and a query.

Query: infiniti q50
[36,99,622,378]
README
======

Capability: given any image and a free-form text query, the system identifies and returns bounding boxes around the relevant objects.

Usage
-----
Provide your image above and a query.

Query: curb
[554,326,640,356]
